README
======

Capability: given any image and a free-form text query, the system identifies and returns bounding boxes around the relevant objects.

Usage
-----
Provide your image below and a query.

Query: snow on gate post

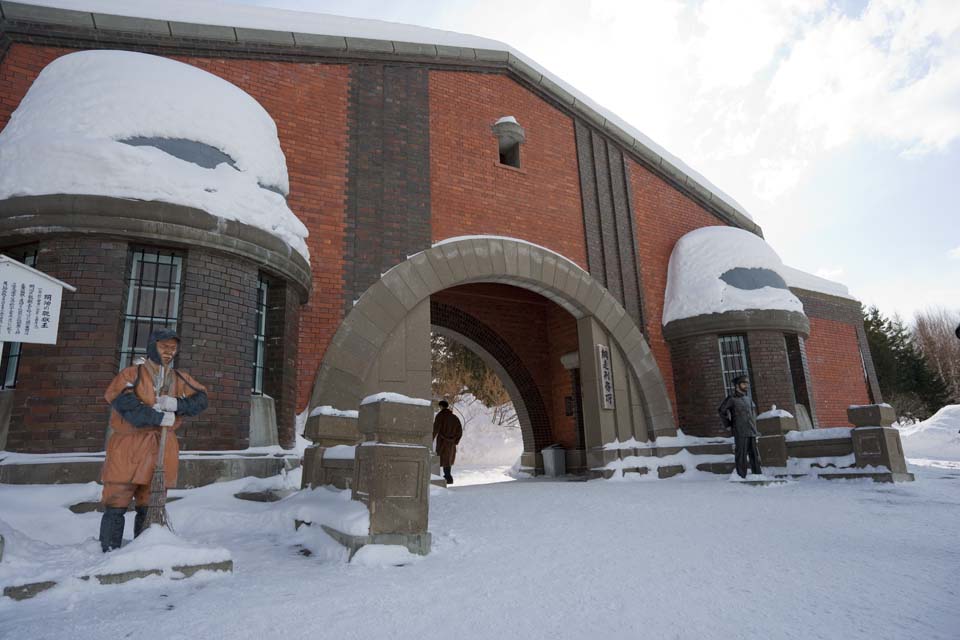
[323,393,433,556]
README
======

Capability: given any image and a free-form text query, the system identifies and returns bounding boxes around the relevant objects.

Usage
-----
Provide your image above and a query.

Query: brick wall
[429,71,587,268]
[627,156,729,420]
[176,249,259,450]
[668,334,725,436]
[6,237,127,453]
[747,331,797,417]
[805,316,872,426]
[264,277,300,448]
[0,44,351,412]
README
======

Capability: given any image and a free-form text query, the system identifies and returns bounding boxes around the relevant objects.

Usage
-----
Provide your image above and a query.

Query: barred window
[252,276,268,394]
[119,249,183,369]
[0,246,38,389]
[718,334,752,397]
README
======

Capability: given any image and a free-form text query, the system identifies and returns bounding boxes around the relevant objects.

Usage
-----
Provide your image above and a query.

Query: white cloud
[949,246,960,259]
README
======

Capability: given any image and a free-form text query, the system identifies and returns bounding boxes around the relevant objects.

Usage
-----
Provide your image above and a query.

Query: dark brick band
[343,63,432,312]
[574,120,645,329]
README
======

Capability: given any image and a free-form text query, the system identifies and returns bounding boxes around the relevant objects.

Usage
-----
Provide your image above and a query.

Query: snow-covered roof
[663,227,804,325]
[779,265,854,300]
[7,0,757,232]
[0,49,309,259]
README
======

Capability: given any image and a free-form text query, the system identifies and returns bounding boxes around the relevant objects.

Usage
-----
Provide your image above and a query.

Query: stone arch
[431,300,551,455]
[309,236,675,440]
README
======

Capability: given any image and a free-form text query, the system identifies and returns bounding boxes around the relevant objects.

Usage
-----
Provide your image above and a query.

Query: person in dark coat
[432,400,463,485]
[98,328,208,552]
[718,375,762,478]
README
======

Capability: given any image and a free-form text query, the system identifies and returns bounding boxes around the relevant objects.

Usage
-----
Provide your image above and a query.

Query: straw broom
[144,424,174,532]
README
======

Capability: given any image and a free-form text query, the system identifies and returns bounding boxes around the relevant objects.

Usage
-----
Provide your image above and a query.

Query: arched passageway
[307,236,675,472]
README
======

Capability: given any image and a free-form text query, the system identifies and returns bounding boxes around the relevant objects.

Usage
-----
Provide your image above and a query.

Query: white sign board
[597,344,615,410]
[0,256,75,345]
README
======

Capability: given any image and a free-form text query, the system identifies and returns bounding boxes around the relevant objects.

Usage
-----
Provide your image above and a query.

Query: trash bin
[541,445,566,477]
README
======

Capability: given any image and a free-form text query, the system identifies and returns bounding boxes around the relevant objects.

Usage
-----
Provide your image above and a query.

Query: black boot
[99,506,126,552]
[443,466,454,484]
[134,506,149,538]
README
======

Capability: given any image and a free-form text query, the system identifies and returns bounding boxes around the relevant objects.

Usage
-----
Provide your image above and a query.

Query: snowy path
[2,464,959,640]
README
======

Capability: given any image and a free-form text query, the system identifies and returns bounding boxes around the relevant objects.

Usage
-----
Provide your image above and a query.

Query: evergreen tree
[862,305,949,421]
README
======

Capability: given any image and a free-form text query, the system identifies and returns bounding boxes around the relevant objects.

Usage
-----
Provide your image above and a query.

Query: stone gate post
[324,394,433,556]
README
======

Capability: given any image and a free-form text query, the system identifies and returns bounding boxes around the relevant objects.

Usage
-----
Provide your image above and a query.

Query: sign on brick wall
[597,344,615,410]
[0,255,76,345]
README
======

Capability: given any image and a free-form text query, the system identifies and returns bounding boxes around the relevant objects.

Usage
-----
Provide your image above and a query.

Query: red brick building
[0,3,882,481]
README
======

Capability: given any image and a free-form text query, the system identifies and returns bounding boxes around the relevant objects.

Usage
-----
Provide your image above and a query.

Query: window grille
[0,247,38,389]
[252,276,268,394]
[718,334,752,397]
[119,249,182,369]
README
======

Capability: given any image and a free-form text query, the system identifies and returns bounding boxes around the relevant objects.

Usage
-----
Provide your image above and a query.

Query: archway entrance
[431,284,583,473]
[306,237,675,473]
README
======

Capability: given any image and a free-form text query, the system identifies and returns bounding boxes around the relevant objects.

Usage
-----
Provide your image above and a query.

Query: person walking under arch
[433,400,463,485]
[718,375,762,478]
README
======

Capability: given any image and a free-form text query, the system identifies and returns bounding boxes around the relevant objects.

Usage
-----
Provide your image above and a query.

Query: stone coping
[662,309,810,341]
[2,560,233,601]
[0,1,760,237]
[0,452,300,486]
[0,194,312,301]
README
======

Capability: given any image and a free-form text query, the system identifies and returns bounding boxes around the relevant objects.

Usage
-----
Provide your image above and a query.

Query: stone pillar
[756,411,795,469]
[848,404,914,481]
[337,396,433,555]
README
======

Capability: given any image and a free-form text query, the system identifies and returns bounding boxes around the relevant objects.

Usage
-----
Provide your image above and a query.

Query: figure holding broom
[98,328,208,553]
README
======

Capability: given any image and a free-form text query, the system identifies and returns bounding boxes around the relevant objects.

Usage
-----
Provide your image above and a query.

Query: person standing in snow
[718,375,762,478]
[433,399,463,485]
[98,328,208,552]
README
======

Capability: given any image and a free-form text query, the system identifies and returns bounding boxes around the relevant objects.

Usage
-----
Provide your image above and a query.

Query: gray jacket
[718,391,758,438]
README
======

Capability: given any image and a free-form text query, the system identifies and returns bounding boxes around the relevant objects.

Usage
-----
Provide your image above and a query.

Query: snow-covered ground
[1,406,958,639]
[898,404,960,469]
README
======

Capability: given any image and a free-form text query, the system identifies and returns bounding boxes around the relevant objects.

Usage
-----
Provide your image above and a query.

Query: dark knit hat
[146,327,180,364]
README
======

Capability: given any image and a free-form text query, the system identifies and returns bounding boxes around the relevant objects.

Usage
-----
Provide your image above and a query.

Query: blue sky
[227,0,959,321]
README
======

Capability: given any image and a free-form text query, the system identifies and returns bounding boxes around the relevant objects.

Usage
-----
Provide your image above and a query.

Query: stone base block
[696,461,735,474]
[354,443,430,536]
[758,435,788,467]
[847,404,896,428]
[248,394,279,447]
[321,524,431,558]
[851,426,909,474]
[657,464,685,479]
[2,560,233,601]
